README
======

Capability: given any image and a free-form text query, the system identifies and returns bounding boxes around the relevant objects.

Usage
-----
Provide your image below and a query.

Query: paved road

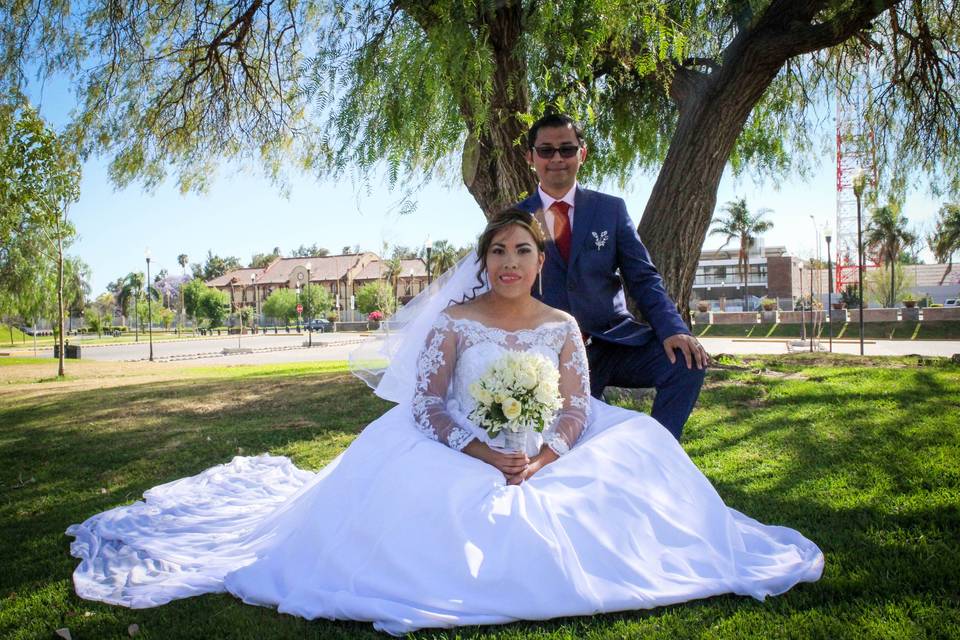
[10,333,959,366]
[10,332,372,364]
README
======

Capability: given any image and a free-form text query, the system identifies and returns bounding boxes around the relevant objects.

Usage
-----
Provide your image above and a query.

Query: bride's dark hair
[453,207,546,304]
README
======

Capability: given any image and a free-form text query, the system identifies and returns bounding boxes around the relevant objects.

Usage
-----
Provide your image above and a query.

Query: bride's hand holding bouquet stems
[464,351,562,483]
[463,440,529,478]
[506,445,559,485]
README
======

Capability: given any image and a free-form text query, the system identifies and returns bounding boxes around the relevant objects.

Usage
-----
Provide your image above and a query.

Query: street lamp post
[145,248,154,362]
[825,226,833,353]
[809,262,815,352]
[426,246,433,286]
[234,278,242,349]
[305,262,313,347]
[799,263,806,344]
[295,283,301,333]
[250,273,257,334]
[852,167,867,356]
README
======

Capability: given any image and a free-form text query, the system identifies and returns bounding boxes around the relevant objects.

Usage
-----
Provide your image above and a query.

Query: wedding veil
[349,253,488,404]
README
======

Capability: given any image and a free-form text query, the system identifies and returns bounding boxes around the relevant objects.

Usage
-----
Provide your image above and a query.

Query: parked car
[305,318,332,332]
[945,298,958,307]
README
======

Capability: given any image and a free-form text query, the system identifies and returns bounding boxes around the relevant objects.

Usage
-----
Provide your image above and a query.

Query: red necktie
[551,201,571,262]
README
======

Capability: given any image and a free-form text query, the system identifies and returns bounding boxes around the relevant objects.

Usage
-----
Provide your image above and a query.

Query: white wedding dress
[68,314,823,635]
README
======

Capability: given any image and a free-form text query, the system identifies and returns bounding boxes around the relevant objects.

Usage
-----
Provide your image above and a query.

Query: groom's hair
[527,113,585,148]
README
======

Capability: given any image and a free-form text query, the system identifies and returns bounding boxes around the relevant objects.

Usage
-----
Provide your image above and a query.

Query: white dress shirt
[538,183,577,241]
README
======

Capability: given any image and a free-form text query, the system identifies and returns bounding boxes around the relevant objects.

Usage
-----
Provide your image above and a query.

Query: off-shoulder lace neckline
[439,311,570,334]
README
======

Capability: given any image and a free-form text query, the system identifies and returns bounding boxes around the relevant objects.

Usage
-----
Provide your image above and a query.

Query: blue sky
[30,79,944,296]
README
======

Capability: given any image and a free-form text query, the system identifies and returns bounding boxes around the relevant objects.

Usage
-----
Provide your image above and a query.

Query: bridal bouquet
[467,351,563,451]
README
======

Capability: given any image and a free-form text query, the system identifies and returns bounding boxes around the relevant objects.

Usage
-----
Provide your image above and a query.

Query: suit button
[568,283,576,291]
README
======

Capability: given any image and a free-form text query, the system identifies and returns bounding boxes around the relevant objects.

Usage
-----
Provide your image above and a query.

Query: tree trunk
[447,1,889,318]
[743,250,749,311]
[55,216,65,377]
[638,37,787,320]
[890,262,895,308]
[458,2,537,217]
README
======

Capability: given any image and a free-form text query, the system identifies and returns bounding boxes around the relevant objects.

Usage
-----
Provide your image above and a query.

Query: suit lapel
[520,192,566,270]
[570,187,595,268]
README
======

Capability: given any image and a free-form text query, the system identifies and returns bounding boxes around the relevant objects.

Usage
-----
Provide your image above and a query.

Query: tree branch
[772,0,903,58]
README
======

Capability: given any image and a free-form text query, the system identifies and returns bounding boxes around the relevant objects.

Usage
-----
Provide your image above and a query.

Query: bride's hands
[463,440,529,477]
[505,446,559,485]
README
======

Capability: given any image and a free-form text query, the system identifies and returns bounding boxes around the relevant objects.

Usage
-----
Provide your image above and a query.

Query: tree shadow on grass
[680,367,960,609]
[2,366,958,639]
[0,370,393,597]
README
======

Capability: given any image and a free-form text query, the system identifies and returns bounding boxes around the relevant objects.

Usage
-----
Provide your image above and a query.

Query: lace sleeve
[544,319,591,456]
[411,314,475,451]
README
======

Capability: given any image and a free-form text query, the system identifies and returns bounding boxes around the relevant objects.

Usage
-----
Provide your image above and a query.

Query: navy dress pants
[586,337,706,441]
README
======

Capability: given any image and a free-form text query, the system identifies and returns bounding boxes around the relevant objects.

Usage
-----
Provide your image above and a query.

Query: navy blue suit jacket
[517,187,689,347]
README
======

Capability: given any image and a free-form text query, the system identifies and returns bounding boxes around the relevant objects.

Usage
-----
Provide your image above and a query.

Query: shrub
[356,282,396,315]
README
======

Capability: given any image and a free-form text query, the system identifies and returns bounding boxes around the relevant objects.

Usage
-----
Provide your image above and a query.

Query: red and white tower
[835,61,878,293]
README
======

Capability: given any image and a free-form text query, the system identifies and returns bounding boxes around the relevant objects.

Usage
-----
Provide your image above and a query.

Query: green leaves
[0,102,81,329]
[299,283,332,320]
[354,280,395,316]
[928,203,960,268]
[262,288,298,322]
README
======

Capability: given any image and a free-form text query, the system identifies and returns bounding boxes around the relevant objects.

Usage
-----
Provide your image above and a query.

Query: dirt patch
[0,361,201,401]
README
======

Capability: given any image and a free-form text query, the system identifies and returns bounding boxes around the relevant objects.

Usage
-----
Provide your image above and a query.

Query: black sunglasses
[533,144,581,159]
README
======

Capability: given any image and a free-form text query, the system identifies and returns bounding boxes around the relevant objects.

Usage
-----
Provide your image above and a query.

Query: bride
[67,209,823,635]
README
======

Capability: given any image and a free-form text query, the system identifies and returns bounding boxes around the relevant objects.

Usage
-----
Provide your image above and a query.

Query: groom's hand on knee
[662,334,710,370]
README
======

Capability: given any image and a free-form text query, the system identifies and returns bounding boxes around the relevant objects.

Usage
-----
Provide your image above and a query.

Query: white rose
[516,368,538,390]
[470,382,493,406]
[501,397,522,420]
[535,383,557,405]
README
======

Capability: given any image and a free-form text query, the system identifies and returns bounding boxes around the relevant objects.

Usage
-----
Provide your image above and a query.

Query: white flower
[467,351,562,439]
[516,367,538,390]
[501,397,522,420]
[535,383,557,405]
[471,381,495,405]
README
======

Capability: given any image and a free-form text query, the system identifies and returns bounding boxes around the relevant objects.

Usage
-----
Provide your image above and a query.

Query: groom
[517,113,708,441]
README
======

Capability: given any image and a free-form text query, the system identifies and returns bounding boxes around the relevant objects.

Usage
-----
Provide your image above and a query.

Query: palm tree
[429,240,458,277]
[928,203,960,285]
[709,198,774,310]
[383,254,403,308]
[118,272,160,341]
[865,203,917,307]
[117,272,144,342]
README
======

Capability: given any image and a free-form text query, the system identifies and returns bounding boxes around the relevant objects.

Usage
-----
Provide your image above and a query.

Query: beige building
[206,253,430,314]
[352,258,429,304]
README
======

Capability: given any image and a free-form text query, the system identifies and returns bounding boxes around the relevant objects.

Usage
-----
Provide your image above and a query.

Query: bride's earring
[538,268,543,296]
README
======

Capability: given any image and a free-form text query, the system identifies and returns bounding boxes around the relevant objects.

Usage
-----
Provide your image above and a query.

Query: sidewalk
[699,336,960,357]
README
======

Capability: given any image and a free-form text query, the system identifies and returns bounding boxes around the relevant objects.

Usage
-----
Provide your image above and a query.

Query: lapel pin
[592,231,608,250]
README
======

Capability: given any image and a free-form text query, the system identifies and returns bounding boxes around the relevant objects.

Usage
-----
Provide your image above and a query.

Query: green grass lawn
[1,357,958,639]
[0,324,32,345]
